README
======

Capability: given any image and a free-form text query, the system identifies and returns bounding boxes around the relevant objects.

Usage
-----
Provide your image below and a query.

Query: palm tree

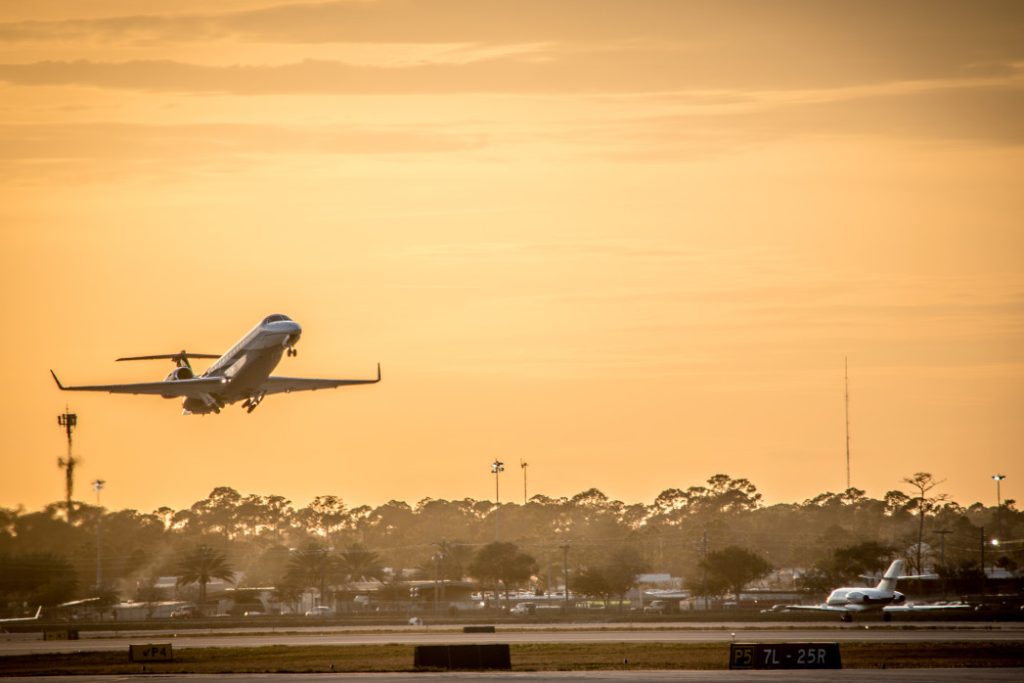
[339,544,384,583]
[176,544,235,615]
[286,542,339,608]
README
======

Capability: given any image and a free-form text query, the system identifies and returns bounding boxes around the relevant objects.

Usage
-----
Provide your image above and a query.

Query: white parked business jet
[785,559,967,622]
[51,314,380,415]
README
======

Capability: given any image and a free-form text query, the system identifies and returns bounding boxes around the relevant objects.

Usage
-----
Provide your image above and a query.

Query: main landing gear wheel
[287,347,298,357]
[242,393,266,413]
[840,613,852,623]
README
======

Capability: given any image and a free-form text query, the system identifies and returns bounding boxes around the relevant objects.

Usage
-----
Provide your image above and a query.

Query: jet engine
[891,591,906,604]
[182,397,219,415]
[165,367,194,381]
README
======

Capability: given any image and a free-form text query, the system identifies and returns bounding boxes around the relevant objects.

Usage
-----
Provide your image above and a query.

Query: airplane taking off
[785,559,968,622]
[0,606,41,624]
[51,314,380,415]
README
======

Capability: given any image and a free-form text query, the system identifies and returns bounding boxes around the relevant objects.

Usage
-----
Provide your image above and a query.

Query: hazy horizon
[2,1,1021,514]
[3,476,1010,518]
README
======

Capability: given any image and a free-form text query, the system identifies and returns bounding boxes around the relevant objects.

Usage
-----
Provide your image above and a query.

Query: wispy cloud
[0,121,483,182]
[1,1,1022,89]
[576,82,1024,161]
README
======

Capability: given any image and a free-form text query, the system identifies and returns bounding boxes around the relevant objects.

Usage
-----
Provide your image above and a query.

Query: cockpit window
[262,314,292,324]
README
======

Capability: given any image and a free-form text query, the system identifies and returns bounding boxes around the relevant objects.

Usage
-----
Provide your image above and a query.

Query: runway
[3,672,1024,683]
[2,622,1023,657]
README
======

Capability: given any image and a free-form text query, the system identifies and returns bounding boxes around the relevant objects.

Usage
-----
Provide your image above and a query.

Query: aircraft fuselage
[183,314,301,414]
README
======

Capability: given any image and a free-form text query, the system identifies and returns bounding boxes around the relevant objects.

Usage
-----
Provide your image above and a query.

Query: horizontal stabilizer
[117,352,220,362]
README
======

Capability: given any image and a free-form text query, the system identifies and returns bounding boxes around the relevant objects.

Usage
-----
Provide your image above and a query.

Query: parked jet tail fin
[877,559,904,592]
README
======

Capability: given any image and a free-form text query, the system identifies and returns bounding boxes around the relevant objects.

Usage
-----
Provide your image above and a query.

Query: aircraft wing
[260,364,381,395]
[883,603,971,613]
[784,604,856,613]
[0,606,41,623]
[51,370,227,398]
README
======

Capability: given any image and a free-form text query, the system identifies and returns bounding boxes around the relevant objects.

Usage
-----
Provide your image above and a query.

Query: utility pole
[57,410,78,523]
[934,529,951,567]
[93,479,105,588]
[844,357,851,491]
[934,528,951,597]
[560,544,570,609]
[979,526,986,596]
[520,459,529,504]
[701,530,709,610]
[432,539,448,611]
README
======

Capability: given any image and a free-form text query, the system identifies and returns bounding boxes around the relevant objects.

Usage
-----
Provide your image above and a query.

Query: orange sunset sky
[1,1,1022,514]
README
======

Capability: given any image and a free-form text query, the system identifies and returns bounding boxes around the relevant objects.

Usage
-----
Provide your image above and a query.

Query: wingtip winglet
[50,370,66,390]
[376,362,381,382]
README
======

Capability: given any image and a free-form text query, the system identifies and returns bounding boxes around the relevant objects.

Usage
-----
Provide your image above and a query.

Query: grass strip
[1,642,1022,675]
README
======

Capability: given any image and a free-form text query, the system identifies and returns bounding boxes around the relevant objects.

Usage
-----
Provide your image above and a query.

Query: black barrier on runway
[730,642,841,669]
[414,643,511,670]
[129,643,173,662]
[463,625,496,633]
[43,629,78,641]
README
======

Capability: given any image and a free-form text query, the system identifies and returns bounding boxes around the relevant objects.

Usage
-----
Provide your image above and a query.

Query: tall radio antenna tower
[844,357,851,491]
[57,408,78,523]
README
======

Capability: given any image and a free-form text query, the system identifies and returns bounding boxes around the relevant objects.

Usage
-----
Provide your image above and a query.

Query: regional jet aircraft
[785,559,968,622]
[51,314,380,415]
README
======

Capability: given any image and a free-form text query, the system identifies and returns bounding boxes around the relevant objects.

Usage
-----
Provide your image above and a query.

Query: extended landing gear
[840,613,853,623]
[287,346,298,357]
[882,612,892,622]
[242,392,265,413]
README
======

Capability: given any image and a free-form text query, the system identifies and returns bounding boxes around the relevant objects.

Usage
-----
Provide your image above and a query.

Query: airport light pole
[520,459,529,504]
[992,474,1006,544]
[93,479,105,588]
[491,460,504,541]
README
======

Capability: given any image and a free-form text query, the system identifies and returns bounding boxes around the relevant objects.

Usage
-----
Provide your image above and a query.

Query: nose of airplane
[283,321,302,346]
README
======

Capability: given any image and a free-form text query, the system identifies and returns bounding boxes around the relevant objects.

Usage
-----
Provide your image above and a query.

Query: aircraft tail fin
[877,559,904,592]
[116,351,220,370]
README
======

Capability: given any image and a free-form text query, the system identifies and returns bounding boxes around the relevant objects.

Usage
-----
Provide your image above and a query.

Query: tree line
[0,473,1019,613]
